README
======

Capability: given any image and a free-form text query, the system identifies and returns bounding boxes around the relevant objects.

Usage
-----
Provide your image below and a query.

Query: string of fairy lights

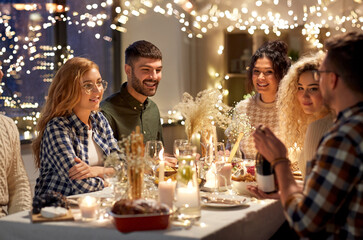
[0,0,362,138]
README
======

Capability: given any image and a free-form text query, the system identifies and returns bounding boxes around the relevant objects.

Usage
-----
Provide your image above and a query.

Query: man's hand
[0,69,3,81]
[247,185,280,199]
[253,126,287,162]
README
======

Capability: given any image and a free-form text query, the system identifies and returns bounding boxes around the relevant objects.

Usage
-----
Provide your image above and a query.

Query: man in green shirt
[101,40,163,143]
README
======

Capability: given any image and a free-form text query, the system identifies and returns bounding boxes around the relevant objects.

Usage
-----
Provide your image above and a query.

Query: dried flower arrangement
[173,89,232,140]
[226,112,255,144]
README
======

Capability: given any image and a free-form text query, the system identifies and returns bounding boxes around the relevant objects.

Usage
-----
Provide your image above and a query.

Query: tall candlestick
[217,163,232,187]
[209,135,213,164]
[159,148,165,182]
[212,126,218,158]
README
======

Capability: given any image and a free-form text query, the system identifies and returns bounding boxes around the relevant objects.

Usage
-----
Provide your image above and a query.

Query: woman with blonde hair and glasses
[32,57,122,197]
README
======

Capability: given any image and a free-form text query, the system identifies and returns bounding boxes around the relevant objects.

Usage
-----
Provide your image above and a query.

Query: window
[0,0,120,141]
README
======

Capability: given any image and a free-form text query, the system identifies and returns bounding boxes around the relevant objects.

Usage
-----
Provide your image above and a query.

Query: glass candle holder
[78,196,99,221]
[158,178,176,208]
[174,144,201,220]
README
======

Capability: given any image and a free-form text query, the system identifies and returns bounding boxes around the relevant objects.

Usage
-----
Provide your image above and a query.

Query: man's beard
[130,69,158,97]
[321,87,333,110]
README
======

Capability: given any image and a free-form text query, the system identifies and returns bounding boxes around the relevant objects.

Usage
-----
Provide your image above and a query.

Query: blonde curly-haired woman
[247,51,335,200]
[277,52,334,179]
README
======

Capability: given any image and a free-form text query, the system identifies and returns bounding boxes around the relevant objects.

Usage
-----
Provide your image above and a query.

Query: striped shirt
[285,101,363,239]
[35,112,122,196]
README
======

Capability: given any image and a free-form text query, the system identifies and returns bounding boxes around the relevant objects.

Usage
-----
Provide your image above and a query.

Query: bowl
[110,211,171,233]
[232,180,257,196]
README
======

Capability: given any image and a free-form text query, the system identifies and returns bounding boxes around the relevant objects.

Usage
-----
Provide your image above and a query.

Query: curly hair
[32,57,99,168]
[247,40,291,92]
[277,51,329,150]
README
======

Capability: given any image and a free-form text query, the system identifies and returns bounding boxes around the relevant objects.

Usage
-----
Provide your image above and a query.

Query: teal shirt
[100,82,163,143]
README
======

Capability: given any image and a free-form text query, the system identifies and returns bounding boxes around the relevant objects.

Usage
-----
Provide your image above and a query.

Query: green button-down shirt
[100,82,163,143]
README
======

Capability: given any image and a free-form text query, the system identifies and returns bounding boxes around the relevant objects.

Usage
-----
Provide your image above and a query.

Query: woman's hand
[69,157,103,180]
[246,185,280,200]
[253,126,287,162]
[164,156,177,167]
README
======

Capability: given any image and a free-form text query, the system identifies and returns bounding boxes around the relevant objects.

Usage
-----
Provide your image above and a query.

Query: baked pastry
[112,199,169,215]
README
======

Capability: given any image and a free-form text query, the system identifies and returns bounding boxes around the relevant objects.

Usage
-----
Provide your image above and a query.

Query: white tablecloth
[0,191,285,240]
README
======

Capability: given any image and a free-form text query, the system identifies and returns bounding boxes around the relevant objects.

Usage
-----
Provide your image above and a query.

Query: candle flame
[159,148,164,161]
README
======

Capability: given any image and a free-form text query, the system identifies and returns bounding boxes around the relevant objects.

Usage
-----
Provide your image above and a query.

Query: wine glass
[103,151,124,189]
[144,140,164,198]
[173,139,189,159]
[145,140,164,174]
[214,142,227,192]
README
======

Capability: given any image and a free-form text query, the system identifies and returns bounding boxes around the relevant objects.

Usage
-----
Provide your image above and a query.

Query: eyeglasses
[252,69,275,77]
[312,70,336,81]
[82,80,108,94]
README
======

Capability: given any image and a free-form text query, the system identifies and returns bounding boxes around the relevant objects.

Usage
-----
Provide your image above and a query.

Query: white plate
[201,195,250,208]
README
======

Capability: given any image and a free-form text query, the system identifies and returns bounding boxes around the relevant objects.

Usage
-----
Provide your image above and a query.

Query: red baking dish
[110,211,171,233]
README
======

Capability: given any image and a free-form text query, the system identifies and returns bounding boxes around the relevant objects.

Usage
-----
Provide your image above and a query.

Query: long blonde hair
[277,51,329,150]
[32,57,99,168]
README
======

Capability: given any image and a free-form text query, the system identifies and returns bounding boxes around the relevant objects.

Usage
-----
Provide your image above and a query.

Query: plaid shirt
[285,102,363,239]
[35,111,121,196]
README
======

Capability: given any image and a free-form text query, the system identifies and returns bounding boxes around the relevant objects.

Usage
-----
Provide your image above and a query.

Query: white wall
[121,11,195,116]
[195,30,225,92]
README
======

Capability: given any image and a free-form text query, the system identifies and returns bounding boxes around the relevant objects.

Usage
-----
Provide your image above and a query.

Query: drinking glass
[214,142,227,192]
[103,152,124,189]
[173,139,189,158]
[144,140,164,198]
[144,140,164,175]
[174,144,200,220]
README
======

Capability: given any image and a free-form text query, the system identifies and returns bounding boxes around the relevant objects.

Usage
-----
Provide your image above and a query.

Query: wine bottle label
[256,173,276,193]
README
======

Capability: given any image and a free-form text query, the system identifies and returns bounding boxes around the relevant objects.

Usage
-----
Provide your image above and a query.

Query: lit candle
[212,125,218,158]
[217,163,232,187]
[204,163,217,188]
[158,179,176,208]
[209,135,213,164]
[78,196,98,220]
[191,133,201,153]
[159,148,165,182]
[175,184,199,208]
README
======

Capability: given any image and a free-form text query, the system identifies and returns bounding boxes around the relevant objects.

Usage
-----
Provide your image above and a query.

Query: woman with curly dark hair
[226,40,291,159]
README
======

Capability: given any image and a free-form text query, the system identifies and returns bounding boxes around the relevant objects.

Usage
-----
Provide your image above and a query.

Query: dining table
[0,187,285,240]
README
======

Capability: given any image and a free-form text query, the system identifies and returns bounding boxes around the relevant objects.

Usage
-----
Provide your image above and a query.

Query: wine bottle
[255,152,277,194]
